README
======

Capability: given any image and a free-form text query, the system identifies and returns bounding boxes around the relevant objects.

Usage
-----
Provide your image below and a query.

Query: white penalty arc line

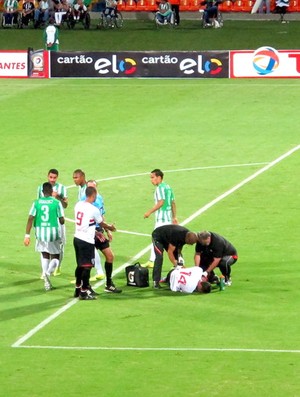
[12,145,300,349]
[14,345,300,354]
[66,162,269,189]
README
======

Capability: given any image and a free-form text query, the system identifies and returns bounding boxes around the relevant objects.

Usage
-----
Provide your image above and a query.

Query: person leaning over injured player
[194,231,238,286]
[151,224,200,289]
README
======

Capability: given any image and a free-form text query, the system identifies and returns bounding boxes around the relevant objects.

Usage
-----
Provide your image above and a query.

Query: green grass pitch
[0,18,300,397]
[0,78,299,397]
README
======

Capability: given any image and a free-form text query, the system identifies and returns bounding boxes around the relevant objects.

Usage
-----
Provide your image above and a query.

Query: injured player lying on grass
[161,265,212,294]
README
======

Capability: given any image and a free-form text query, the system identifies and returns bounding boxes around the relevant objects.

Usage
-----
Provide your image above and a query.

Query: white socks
[41,257,50,276]
[48,258,60,275]
[94,249,104,275]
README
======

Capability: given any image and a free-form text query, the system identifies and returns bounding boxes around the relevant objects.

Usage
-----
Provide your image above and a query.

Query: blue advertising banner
[50,51,229,78]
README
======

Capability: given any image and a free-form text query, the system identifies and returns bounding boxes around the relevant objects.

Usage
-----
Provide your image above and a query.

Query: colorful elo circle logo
[204,58,223,75]
[119,58,137,75]
[252,47,280,76]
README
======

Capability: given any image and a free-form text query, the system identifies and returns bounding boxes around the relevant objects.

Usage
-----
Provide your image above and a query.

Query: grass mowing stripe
[11,145,299,349]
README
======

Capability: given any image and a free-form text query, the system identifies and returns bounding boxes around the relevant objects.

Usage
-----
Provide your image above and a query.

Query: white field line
[181,145,300,226]
[64,217,151,237]
[12,146,300,349]
[14,345,300,354]
[66,162,268,188]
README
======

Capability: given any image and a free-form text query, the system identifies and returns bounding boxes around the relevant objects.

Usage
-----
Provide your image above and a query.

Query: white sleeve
[93,207,103,225]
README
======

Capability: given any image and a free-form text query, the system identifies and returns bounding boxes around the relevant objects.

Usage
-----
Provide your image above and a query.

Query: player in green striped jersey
[37,168,68,209]
[143,169,178,268]
[37,168,68,276]
[24,182,65,291]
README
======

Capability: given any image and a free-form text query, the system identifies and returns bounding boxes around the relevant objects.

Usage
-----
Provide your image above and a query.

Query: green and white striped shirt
[29,197,64,242]
[154,181,175,223]
[37,182,67,200]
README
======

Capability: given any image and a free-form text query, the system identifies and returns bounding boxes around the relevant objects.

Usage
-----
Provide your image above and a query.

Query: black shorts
[73,237,95,267]
[94,236,110,251]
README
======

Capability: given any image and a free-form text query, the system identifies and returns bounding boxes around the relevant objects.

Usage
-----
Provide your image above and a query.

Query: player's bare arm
[100,221,116,232]
[194,252,201,266]
[171,201,178,224]
[24,215,34,246]
[207,257,221,273]
[144,199,164,218]
[167,243,178,266]
[52,191,68,209]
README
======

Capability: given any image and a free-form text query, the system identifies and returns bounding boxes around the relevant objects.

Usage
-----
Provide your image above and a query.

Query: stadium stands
[0,0,298,25]
[107,0,282,13]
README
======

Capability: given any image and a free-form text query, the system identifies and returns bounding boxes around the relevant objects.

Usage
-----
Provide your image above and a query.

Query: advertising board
[50,51,229,78]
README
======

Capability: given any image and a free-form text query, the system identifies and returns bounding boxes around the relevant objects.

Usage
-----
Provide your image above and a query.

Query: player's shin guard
[81,267,91,290]
[105,261,113,286]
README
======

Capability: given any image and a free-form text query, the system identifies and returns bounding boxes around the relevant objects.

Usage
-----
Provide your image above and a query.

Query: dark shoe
[74,287,81,297]
[79,290,97,300]
[211,275,220,285]
[104,283,122,293]
[88,286,99,296]
[154,281,162,289]
[224,277,232,286]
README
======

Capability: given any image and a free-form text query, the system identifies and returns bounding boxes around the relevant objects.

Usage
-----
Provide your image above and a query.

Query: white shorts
[36,240,62,255]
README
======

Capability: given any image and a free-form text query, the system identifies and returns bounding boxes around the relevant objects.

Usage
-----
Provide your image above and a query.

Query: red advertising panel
[0,50,49,78]
[230,47,300,78]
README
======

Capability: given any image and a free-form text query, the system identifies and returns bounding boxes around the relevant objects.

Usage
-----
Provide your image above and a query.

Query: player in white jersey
[37,168,68,276]
[169,266,211,294]
[24,182,65,291]
[73,186,119,300]
[143,168,177,268]
[82,180,106,282]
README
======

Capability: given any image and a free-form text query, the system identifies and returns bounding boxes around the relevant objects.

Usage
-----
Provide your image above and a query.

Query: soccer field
[1,78,300,397]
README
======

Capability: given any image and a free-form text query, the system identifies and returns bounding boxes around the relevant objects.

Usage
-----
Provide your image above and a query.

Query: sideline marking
[12,146,300,349]
[14,345,300,354]
[66,162,269,188]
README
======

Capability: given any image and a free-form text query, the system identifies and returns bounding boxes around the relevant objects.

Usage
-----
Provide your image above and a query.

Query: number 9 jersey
[74,201,103,244]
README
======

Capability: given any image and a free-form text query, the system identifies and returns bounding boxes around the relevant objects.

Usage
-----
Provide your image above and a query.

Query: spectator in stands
[201,0,221,27]
[156,0,173,25]
[73,0,87,20]
[259,0,270,14]
[103,0,117,25]
[21,0,35,27]
[170,0,180,25]
[53,0,70,25]
[34,0,50,28]
[3,0,19,26]
[274,0,289,22]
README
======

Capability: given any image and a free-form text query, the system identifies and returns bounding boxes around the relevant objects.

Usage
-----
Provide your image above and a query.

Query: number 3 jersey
[29,197,64,242]
[170,266,204,293]
[74,201,103,244]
